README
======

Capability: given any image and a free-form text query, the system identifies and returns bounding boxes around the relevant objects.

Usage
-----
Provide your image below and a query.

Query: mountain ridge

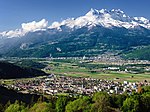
[1,8,150,38]
[0,9,150,60]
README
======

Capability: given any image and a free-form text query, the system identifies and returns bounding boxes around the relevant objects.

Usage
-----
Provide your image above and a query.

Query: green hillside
[0,61,47,79]
[4,27,150,60]
[123,46,150,60]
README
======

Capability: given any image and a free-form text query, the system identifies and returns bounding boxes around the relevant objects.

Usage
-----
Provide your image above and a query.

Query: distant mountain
[0,61,47,79]
[49,8,150,30]
[0,9,150,60]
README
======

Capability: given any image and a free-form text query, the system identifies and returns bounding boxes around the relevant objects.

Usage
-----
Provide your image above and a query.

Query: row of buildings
[2,74,149,96]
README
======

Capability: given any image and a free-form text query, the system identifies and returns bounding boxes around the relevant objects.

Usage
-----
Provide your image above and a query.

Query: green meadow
[44,60,150,82]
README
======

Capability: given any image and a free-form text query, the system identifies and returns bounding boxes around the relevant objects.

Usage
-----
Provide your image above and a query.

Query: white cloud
[0,19,48,38]
[49,21,61,29]
[0,29,23,38]
[22,19,48,32]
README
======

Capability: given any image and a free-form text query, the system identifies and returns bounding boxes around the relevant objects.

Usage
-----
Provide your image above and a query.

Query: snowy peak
[134,17,150,24]
[109,9,131,22]
[99,9,108,13]
[85,8,100,16]
[49,8,150,30]
[85,8,130,22]
[50,9,129,30]
[85,8,108,16]
[1,9,150,38]
[85,8,125,16]
[111,9,124,13]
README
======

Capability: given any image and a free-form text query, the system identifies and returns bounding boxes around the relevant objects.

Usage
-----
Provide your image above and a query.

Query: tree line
[0,86,150,112]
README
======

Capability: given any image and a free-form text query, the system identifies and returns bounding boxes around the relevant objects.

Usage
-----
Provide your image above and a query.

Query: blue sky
[0,0,150,31]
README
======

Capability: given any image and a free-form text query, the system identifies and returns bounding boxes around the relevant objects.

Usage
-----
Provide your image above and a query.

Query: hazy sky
[0,0,150,31]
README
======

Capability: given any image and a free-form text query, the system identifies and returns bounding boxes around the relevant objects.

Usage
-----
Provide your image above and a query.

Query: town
[1,74,149,96]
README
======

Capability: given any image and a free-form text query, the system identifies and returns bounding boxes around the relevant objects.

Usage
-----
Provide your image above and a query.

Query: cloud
[0,29,23,38]
[49,18,75,29]
[0,19,48,38]
[49,21,61,29]
[22,19,48,32]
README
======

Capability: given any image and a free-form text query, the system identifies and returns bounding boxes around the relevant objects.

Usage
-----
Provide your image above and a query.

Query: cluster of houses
[2,74,149,96]
[48,52,150,66]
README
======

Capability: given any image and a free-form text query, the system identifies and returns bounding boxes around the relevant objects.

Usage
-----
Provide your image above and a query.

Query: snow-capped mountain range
[1,8,150,38]
[50,8,150,30]
[0,8,150,59]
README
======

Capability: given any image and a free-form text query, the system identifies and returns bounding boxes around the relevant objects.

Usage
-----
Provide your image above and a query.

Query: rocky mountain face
[0,9,150,60]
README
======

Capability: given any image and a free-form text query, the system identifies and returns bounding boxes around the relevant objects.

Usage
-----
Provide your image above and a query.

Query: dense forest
[0,61,47,79]
[0,86,150,112]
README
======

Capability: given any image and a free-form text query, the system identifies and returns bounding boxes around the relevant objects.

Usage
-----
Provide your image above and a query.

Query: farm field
[43,59,150,82]
[1,58,149,83]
